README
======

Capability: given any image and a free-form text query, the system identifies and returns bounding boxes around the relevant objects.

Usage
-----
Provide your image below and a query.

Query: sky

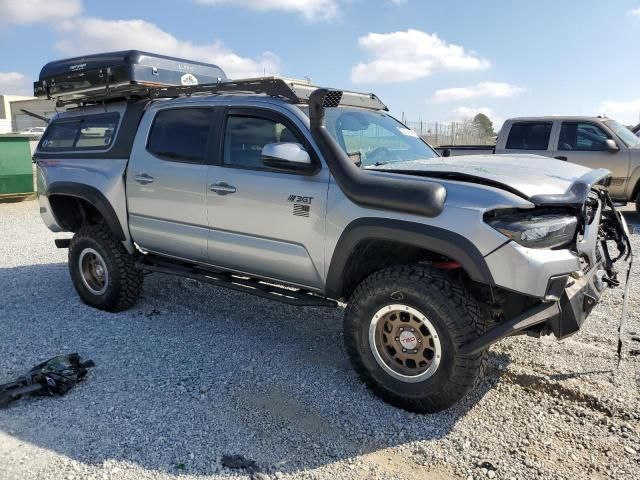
[1,0,640,127]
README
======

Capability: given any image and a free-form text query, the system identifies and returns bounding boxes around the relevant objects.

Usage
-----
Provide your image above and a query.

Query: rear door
[127,106,214,263]
[205,107,329,289]
[549,121,629,198]
[495,121,555,156]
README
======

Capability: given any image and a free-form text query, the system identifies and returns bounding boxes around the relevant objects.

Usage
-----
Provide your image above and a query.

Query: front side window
[559,122,610,151]
[40,113,119,151]
[605,120,640,148]
[505,122,552,150]
[147,108,212,163]
[223,115,303,169]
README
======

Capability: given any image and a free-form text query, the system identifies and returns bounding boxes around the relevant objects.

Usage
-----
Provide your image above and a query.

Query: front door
[551,121,630,198]
[127,106,214,262]
[206,107,329,289]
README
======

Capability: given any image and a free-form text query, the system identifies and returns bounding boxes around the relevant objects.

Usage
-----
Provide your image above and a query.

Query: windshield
[301,106,438,167]
[605,120,640,148]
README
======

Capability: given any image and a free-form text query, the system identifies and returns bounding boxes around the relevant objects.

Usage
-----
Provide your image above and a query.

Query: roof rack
[36,51,387,111]
[147,77,388,111]
[52,77,387,111]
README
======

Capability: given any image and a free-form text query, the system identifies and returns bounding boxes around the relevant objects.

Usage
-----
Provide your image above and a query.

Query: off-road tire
[68,223,143,312]
[344,265,487,413]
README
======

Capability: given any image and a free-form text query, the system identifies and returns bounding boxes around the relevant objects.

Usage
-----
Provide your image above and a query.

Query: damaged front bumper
[461,195,632,355]
[550,265,610,340]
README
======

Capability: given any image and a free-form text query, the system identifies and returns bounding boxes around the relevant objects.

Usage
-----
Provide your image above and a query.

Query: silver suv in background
[33,51,633,413]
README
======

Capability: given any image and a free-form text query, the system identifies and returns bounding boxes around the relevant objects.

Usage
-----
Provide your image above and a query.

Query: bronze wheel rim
[79,248,109,295]
[368,304,441,383]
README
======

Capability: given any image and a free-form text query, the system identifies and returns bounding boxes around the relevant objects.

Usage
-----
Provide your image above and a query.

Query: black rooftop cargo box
[34,50,227,104]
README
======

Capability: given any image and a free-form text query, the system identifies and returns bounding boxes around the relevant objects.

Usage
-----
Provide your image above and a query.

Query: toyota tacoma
[34,51,632,413]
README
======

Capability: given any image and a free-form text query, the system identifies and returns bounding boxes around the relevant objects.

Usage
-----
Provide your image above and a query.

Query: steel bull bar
[459,269,601,356]
[460,196,633,357]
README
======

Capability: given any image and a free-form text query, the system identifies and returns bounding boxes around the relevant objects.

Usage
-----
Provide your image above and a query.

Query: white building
[0,95,35,133]
[9,97,62,132]
[0,95,66,133]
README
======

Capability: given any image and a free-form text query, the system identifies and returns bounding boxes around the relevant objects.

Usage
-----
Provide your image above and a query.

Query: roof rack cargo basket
[148,76,388,111]
[34,50,227,105]
[35,51,387,111]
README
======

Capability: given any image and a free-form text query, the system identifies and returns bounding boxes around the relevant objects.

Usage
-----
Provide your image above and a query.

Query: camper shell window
[40,113,120,152]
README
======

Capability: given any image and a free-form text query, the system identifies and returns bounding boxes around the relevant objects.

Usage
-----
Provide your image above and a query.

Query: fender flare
[47,182,126,241]
[325,217,495,299]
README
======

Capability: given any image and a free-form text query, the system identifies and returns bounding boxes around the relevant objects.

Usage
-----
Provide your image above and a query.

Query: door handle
[134,173,154,185]
[554,156,568,161]
[209,182,236,195]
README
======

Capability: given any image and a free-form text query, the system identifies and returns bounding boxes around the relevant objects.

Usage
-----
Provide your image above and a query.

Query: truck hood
[370,154,602,199]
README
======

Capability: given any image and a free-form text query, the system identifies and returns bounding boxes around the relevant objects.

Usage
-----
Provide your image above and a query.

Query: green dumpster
[0,135,34,196]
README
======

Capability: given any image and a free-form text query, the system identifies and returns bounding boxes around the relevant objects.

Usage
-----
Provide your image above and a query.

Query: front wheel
[343,265,487,413]
[68,223,143,312]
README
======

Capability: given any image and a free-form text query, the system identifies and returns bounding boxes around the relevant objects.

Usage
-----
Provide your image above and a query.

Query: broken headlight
[486,212,578,249]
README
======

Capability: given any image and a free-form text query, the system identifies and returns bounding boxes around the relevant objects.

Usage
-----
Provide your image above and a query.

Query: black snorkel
[308,88,446,218]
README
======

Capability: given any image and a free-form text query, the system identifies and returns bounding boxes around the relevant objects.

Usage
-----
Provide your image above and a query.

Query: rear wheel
[68,223,143,312]
[343,265,487,413]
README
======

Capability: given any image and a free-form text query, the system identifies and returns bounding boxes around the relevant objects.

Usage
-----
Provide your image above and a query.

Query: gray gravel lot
[0,199,638,480]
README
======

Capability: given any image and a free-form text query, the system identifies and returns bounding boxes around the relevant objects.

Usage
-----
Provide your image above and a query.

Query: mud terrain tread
[344,265,487,413]
[69,223,143,312]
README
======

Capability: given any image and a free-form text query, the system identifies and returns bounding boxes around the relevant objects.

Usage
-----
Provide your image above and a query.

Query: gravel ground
[0,199,638,480]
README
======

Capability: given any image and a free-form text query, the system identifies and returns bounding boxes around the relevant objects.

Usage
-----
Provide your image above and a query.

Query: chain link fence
[403,119,494,147]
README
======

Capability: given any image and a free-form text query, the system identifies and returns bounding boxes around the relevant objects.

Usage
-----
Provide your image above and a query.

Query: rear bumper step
[135,255,337,308]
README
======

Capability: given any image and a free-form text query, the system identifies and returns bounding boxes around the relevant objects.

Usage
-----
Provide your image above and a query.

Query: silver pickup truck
[34,51,632,413]
[441,116,640,213]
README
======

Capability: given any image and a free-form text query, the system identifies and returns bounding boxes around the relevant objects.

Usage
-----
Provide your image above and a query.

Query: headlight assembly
[486,212,578,249]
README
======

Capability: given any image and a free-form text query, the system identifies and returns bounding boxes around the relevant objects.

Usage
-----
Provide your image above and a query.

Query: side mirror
[261,143,312,171]
[442,148,451,158]
[605,139,619,152]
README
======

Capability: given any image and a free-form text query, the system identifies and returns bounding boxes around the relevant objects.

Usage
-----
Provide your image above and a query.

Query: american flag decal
[293,204,310,217]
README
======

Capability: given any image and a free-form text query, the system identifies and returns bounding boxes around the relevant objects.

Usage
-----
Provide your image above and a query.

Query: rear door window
[558,122,611,151]
[147,108,213,163]
[40,113,119,151]
[505,122,552,150]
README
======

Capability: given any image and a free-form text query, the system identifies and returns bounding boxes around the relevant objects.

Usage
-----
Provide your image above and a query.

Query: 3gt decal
[293,204,311,217]
[288,194,312,217]
[287,194,313,204]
